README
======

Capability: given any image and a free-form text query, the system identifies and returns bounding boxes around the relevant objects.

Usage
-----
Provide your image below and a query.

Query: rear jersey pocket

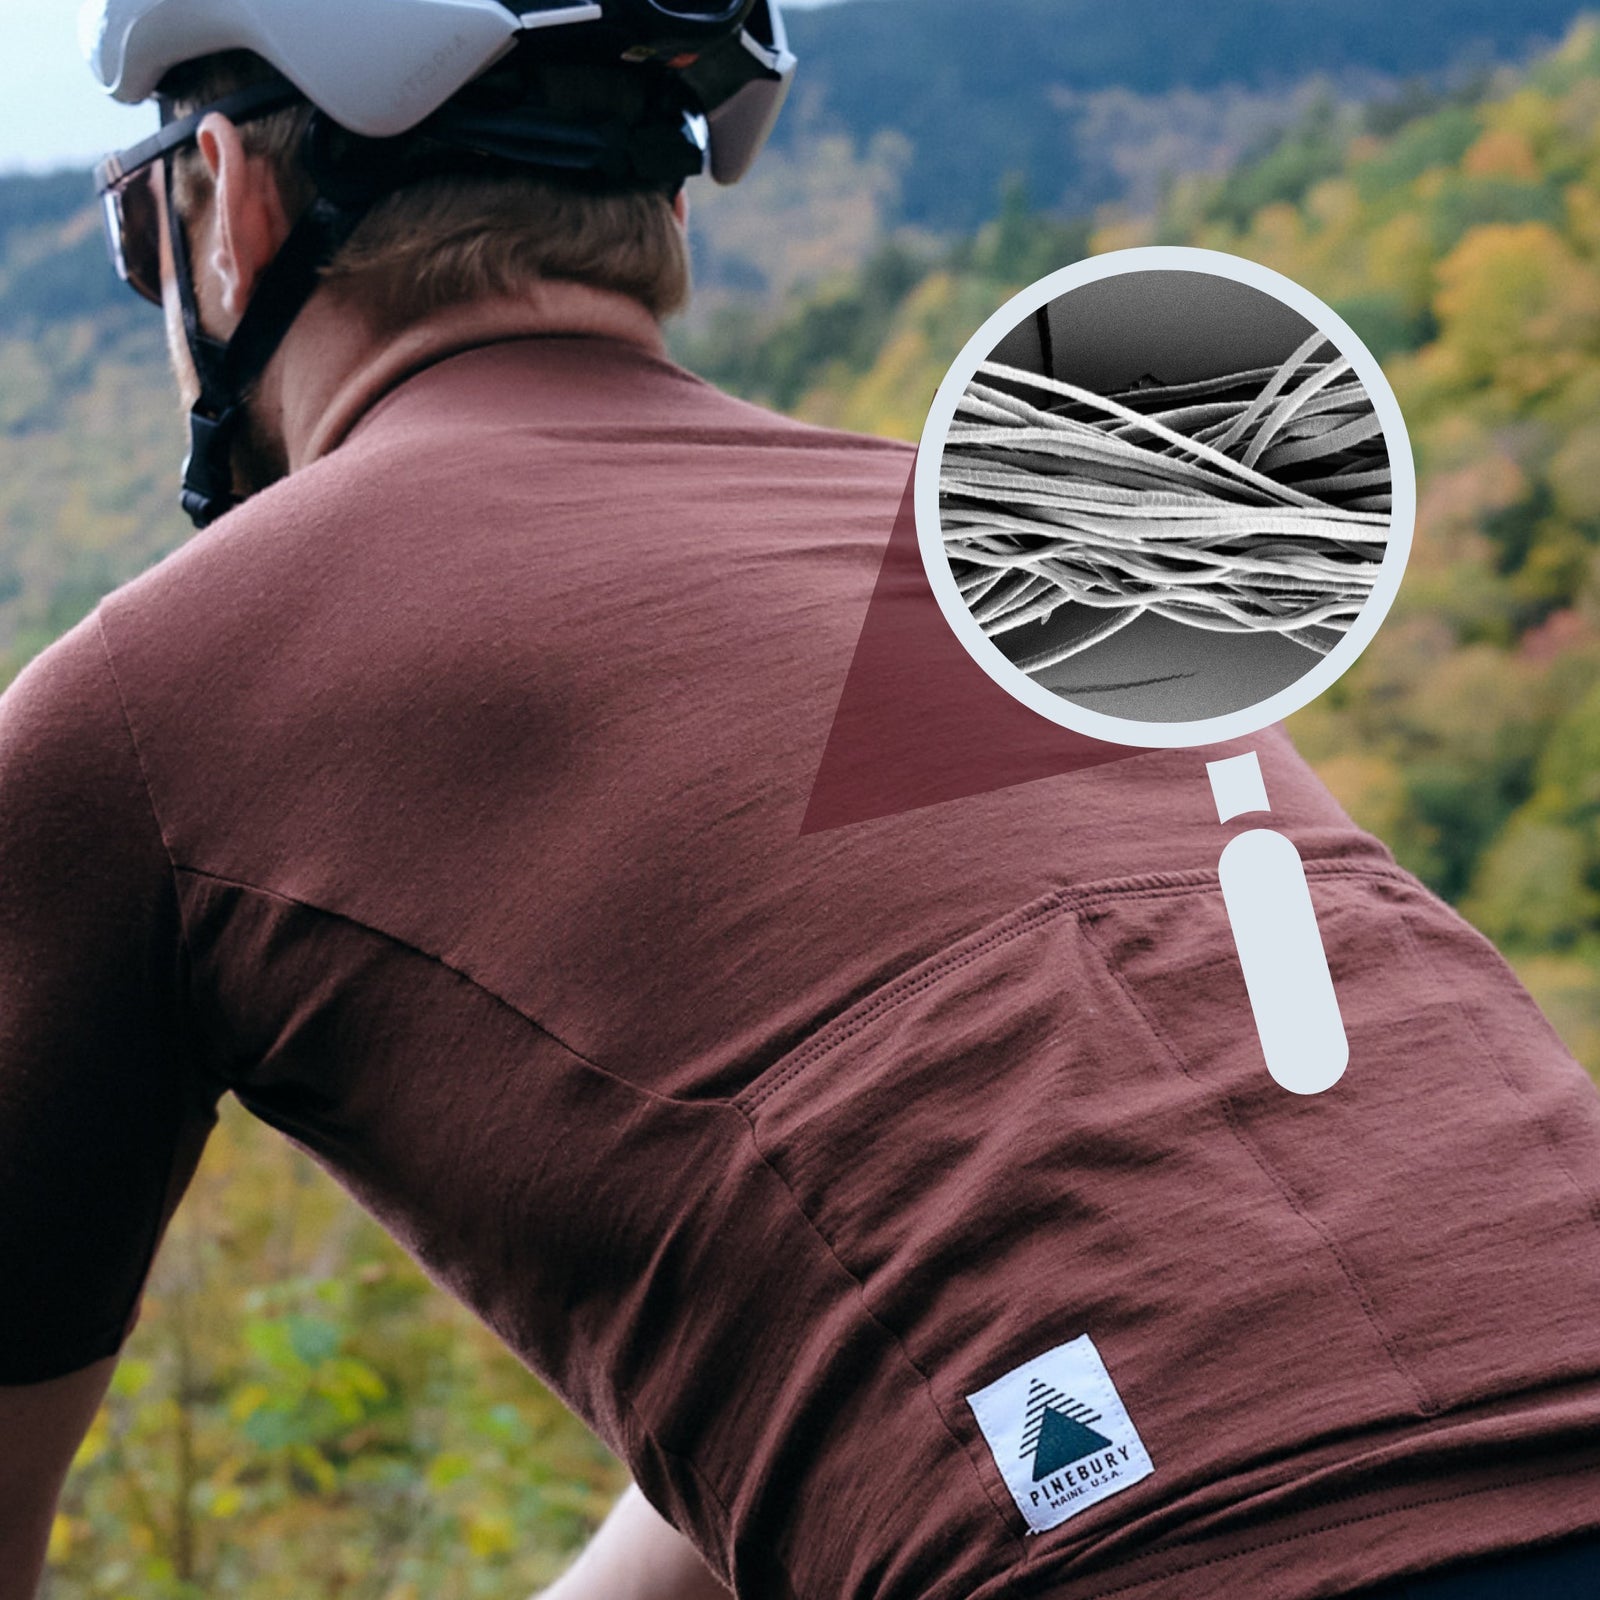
[731,865,1531,1545]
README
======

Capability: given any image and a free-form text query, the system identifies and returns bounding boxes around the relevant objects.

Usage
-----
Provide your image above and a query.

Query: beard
[163,284,203,415]
[231,393,290,498]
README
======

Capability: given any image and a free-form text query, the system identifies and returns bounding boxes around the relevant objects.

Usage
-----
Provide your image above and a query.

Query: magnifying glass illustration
[914,247,1415,1096]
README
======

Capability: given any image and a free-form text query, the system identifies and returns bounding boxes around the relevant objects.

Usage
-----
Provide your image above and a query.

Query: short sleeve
[0,612,218,1383]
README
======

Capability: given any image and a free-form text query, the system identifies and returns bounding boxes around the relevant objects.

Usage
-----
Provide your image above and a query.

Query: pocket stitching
[736,860,1412,1116]
[733,1100,1035,1560]
[736,890,1072,1113]
[1073,904,1441,1418]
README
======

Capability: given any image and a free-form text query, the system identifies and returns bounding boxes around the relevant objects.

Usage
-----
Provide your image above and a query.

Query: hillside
[0,171,175,683]
[775,0,1592,228]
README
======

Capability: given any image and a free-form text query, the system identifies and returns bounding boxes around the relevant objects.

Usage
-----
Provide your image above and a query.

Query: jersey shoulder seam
[171,862,666,1098]
[93,610,197,975]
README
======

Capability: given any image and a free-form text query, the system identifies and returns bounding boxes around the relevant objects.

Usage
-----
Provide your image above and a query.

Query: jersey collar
[291,285,669,470]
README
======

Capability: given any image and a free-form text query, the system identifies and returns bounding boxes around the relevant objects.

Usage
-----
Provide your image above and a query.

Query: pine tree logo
[1019,1378,1114,1481]
[968,1334,1155,1533]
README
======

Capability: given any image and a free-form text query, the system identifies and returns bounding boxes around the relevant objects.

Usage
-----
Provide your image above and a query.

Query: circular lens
[915,247,1414,750]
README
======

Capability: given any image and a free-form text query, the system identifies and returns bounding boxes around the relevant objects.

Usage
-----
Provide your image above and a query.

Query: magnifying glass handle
[1208,752,1348,1095]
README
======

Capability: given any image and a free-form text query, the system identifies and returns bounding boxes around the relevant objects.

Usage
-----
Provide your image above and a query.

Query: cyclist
[3,4,1600,1596]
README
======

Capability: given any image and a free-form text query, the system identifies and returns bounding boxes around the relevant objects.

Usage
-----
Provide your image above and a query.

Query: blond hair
[159,50,691,324]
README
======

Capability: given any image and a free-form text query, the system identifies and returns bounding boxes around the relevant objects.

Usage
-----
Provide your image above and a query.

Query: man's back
[4,321,1600,1600]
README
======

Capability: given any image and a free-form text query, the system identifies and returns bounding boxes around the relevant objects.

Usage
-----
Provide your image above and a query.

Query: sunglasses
[92,81,304,306]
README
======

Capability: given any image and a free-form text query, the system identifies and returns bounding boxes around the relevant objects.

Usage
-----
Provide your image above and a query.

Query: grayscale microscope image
[939,270,1391,723]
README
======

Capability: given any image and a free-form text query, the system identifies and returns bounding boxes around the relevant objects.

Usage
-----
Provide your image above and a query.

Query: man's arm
[0,1356,117,1600]
[539,1483,730,1600]
[0,619,213,1577]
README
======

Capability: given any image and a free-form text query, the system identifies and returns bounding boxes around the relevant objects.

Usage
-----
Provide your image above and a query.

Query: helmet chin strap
[163,146,366,529]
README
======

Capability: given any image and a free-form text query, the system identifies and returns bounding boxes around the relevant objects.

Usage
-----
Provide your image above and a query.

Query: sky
[2,3,152,172]
[0,0,849,175]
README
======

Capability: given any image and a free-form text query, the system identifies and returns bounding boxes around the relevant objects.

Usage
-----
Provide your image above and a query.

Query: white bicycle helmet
[81,0,795,527]
[83,0,795,182]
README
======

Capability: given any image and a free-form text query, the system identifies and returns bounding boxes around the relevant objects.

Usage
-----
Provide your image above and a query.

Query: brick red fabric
[3,332,1600,1599]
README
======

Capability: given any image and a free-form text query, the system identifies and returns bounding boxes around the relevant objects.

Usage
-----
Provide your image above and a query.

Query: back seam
[732,1100,1034,1567]
[171,863,691,1107]
[1074,909,1440,1418]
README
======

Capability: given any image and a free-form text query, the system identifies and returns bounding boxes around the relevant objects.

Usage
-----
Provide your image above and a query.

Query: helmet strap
[163,145,366,528]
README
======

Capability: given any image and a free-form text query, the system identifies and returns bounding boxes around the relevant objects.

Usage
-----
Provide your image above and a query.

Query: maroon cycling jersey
[3,312,1600,1600]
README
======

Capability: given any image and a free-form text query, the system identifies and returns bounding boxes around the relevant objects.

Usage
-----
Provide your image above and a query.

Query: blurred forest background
[6,0,1600,1594]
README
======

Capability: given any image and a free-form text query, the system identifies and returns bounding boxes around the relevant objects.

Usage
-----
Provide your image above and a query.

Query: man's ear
[672,188,688,229]
[194,113,292,325]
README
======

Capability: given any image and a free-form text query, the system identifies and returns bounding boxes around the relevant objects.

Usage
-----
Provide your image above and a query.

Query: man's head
[160,50,694,341]
[152,46,694,482]
[85,0,795,524]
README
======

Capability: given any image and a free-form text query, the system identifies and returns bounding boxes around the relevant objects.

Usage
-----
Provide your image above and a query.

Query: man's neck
[254,281,668,475]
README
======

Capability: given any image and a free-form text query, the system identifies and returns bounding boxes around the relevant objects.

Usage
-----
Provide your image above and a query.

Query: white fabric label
[965,1334,1154,1534]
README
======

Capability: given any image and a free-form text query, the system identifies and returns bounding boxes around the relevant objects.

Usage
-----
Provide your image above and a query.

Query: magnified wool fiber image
[938,271,1391,723]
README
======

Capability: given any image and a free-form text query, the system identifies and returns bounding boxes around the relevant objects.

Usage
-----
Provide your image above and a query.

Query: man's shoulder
[344,334,918,471]
[94,342,919,672]
[0,607,159,855]
[2,610,121,757]
[674,365,917,460]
